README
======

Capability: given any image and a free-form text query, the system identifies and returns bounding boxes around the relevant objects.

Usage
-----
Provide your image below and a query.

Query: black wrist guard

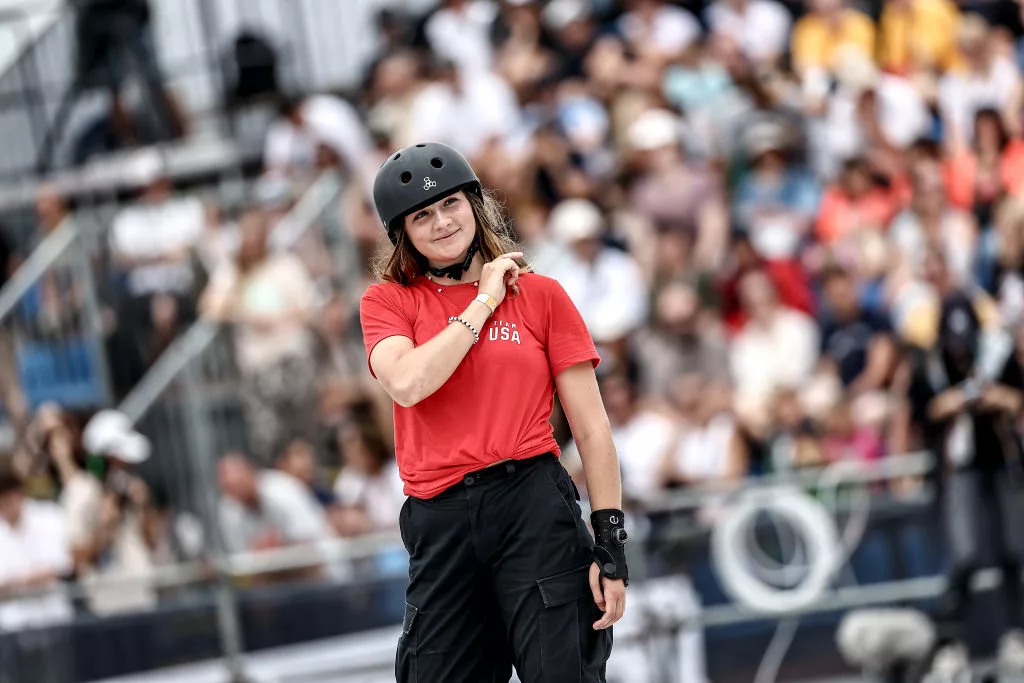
[591,508,629,586]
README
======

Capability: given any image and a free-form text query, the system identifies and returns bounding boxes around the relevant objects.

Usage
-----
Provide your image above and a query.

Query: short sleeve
[544,279,600,377]
[359,283,415,378]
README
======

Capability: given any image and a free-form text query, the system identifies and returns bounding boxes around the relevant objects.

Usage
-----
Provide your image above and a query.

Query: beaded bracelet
[449,316,479,344]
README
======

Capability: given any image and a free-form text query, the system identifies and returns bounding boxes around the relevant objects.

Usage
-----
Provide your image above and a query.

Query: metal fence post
[69,229,114,407]
[180,344,249,683]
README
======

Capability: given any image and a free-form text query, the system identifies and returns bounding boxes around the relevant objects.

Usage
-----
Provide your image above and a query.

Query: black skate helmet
[373,142,482,244]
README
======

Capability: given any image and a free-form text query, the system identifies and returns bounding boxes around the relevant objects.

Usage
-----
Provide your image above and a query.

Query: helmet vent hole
[415,143,426,148]
[430,157,444,169]
[400,171,412,184]
[393,153,401,160]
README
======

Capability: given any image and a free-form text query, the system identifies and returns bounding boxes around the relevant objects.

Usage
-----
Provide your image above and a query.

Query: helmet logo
[423,177,437,191]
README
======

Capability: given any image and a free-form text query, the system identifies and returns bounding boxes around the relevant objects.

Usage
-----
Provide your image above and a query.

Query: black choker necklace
[426,239,478,281]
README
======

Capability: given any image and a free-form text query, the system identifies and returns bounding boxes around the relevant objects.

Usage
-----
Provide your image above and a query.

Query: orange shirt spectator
[816,159,902,244]
[944,141,1024,211]
[942,109,1024,219]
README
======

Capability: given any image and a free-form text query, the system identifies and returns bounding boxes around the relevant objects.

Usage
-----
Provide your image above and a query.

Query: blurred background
[1,0,1024,681]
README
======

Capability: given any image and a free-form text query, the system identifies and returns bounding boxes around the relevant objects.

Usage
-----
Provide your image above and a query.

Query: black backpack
[228,31,279,102]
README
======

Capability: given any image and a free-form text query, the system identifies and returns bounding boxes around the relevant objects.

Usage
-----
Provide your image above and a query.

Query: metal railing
[0,450,955,683]
[0,217,112,427]
[118,169,345,424]
[55,169,349,682]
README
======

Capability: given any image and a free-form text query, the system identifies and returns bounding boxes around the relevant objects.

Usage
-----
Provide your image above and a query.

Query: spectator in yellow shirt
[877,0,961,76]
[791,0,876,78]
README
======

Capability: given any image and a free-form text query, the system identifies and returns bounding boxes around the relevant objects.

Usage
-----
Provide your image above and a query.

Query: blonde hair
[371,188,532,288]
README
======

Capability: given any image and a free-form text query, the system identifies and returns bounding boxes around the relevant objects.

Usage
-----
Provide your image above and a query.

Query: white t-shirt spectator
[613,411,677,503]
[333,461,406,531]
[705,0,792,63]
[0,500,72,631]
[546,246,649,343]
[401,70,521,160]
[939,58,1021,148]
[219,469,335,555]
[57,472,157,616]
[562,409,677,505]
[264,120,317,173]
[673,414,738,483]
[730,308,820,406]
[817,75,931,178]
[111,196,204,297]
[205,253,318,373]
[424,0,498,75]
[264,95,377,180]
[888,209,976,286]
[618,3,702,58]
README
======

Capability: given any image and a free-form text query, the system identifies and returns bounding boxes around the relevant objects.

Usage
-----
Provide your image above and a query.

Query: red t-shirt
[359,272,600,499]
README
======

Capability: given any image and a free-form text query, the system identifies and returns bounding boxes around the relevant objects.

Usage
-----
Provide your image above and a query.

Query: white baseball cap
[543,0,590,30]
[548,199,604,243]
[83,410,151,465]
[627,109,682,152]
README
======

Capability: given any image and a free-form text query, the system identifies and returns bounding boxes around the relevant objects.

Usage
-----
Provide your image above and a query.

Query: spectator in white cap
[543,199,649,346]
[626,108,729,270]
[82,409,151,467]
[618,0,702,66]
[63,409,160,616]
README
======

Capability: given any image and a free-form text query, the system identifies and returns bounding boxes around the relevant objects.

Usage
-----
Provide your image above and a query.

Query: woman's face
[402,191,477,266]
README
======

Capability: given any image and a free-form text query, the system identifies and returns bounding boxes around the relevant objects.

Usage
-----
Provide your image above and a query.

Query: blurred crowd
[3,0,1024,650]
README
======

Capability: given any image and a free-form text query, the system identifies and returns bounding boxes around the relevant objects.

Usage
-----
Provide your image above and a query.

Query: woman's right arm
[369,252,522,408]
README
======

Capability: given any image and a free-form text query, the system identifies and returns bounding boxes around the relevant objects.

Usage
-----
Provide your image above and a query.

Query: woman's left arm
[555,361,627,630]
[555,362,621,512]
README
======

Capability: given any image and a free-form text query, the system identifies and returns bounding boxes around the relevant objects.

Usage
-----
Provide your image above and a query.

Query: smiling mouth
[435,229,459,242]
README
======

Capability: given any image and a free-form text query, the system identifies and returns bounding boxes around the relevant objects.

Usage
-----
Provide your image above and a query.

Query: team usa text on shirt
[488,320,521,344]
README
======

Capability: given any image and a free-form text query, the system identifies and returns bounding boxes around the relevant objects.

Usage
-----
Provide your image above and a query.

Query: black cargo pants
[396,453,613,683]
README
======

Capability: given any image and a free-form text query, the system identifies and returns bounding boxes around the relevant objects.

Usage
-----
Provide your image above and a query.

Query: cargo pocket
[395,601,418,683]
[537,564,594,683]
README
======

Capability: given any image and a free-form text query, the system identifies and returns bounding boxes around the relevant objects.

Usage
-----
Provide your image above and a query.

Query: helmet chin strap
[426,238,479,281]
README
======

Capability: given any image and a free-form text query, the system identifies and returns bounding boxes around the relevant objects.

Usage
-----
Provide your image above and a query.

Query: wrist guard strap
[591,508,629,586]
